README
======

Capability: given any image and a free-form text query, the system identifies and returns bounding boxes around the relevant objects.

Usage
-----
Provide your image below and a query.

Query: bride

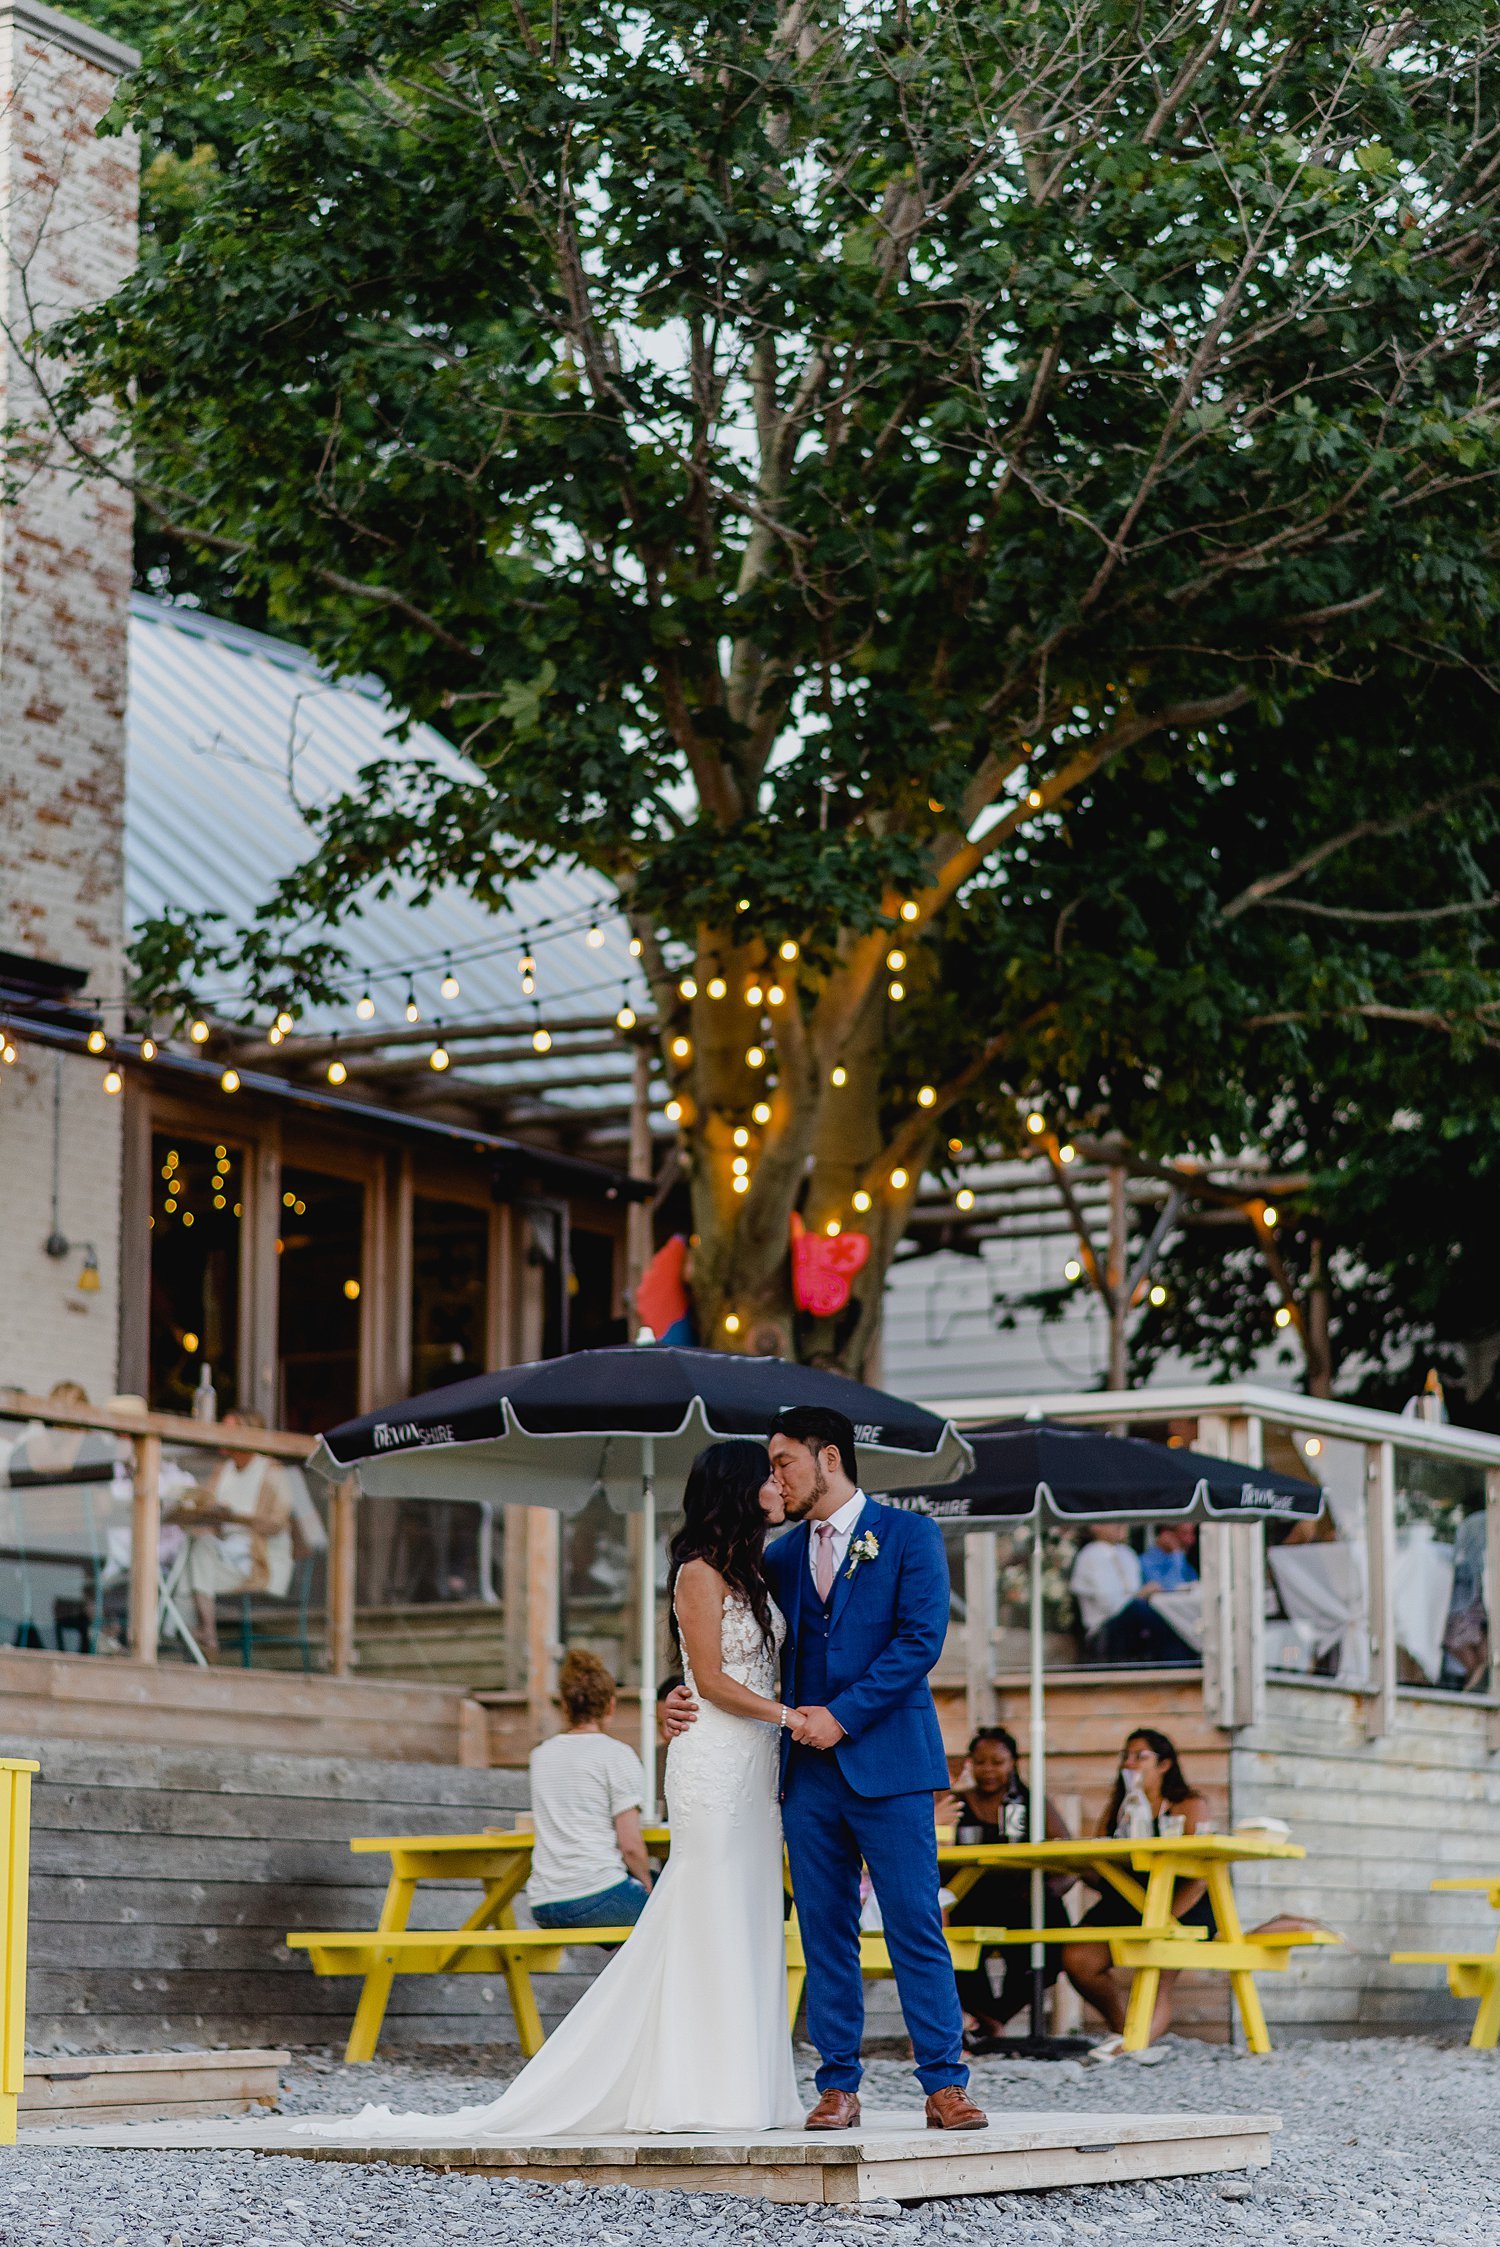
[303,1438,804,2139]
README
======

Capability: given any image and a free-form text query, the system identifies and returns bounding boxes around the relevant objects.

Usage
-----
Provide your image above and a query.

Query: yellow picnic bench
[1391,1878,1500,2047]
[290,1823,1336,2063]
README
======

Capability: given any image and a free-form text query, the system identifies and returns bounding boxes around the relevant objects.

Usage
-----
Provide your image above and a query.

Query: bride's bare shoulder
[675,1556,727,1596]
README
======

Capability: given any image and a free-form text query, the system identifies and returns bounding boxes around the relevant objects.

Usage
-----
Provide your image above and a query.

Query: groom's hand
[794,1705,845,1750]
[660,1683,698,1737]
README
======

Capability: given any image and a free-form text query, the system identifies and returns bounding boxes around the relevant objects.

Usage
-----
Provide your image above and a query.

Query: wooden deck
[23,2107,1279,2202]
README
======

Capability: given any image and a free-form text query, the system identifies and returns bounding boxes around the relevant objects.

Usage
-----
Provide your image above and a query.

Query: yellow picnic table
[1391,1878,1500,2046]
[290,1824,1335,2064]
[933,1833,1340,2054]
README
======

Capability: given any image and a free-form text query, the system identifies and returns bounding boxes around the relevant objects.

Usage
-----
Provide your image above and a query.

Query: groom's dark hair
[772,1405,858,1484]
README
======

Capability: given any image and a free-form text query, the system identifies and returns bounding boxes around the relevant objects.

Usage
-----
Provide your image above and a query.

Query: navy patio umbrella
[311,1344,973,1777]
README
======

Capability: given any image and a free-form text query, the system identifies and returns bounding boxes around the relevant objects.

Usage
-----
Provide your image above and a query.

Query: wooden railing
[0,1391,356,1676]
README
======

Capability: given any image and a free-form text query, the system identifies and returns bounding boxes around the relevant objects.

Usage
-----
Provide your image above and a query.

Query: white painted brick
[0,2,137,1398]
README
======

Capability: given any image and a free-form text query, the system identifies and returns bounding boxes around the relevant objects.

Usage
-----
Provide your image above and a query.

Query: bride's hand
[783,1707,813,1744]
[660,1684,699,1738]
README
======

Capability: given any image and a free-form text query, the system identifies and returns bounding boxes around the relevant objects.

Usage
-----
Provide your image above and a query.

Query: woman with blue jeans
[527,1649,653,1930]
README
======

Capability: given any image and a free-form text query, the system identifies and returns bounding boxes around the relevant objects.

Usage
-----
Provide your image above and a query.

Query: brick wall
[0,2,138,1396]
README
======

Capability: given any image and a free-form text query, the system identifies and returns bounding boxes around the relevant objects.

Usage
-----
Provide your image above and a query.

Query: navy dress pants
[782,1747,967,2095]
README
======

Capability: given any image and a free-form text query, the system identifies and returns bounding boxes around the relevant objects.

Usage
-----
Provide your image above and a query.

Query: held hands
[781,1707,814,1745]
[661,1683,698,1738]
[793,1705,846,1751]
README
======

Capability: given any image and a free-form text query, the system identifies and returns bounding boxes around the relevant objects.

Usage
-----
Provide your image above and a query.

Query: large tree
[49,0,1500,1368]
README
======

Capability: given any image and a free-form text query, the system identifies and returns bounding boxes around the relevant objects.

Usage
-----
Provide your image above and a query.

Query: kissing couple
[312,1404,987,2142]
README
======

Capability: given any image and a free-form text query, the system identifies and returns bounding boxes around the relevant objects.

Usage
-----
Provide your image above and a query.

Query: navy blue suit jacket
[764,1497,952,1799]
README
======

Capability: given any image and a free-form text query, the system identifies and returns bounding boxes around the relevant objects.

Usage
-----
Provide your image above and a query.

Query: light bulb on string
[356,985,376,1020]
[956,1187,975,1211]
[140,1036,157,1061]
[746,981,764,1007]
[723,1311,742,1333]
[220,1068,240,1094]
[275,1010,294,1036]
[890,1166,909,1190]
[440,956,460,1001]
[1026,788,1044,809]
[736,898,750,914]
[752,1101,771,1125]
[616,987,637,1030]
[917,1085,936,1108]
[327,1035,347,1087]
[707,975,727,1000]
[745,1045,766,1069]
[629,936,643,958]
[779,939,799,963]
[733,1126,750,1148]
[2,1043,17,1064]
[429,1025,451,1071]
[1059,1142,1076,1164]
[888,980,905,1001]
[732,1156,749,1176]
[825,1218,841,1238]
[679,975,698,1000]
[767,984,785,1007]
[899,900,919,923]
[886,949,905,972]
[732,1175,750,1194]
[86,1026,106,1055]
[532,1005,552,1053]
[1025,1111,1045,1135]
[102,1068,123,1096]
[665,1098,683,1122]
[1261,1204,1279,1228]
[189,1018,210,1045]
[1148,1284,1168,1307]
[267,1025,284,1046]
[852,1189,872,1213]
[586,921,606,950]
[1065,1258,1082,1282]
[404,983,420,1024]
[671,1035,691,1061]
[1274,1304,1293,1328]
[830,1065,847,1087]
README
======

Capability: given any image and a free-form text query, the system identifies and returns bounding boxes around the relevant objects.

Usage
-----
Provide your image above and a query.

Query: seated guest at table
[1061,1727,1211,2055]
[1140,1523,1198,1592]
[937,1727,1073,2051]
[527,1650,653,1930]
[1071,1525,1196,1665]
[173,1409,295,1656]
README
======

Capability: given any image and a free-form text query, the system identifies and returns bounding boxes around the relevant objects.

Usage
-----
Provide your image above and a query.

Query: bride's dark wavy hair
[667,1439,776,1656]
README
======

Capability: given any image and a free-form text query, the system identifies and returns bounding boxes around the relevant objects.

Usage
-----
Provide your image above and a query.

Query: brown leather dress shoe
[805,2089,861,2130]
[925,2085,988,2131]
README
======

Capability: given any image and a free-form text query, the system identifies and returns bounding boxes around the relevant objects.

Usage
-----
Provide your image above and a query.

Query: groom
[666,1403,986,2132]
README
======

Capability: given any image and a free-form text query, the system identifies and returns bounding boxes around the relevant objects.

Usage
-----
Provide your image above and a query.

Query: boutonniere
[846,1529,881,1582]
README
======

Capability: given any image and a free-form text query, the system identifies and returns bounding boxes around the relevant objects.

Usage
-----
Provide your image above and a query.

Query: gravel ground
[8,2035,1496,2246]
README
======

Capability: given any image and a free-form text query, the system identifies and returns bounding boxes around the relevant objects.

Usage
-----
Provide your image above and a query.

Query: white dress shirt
[808,1489,868,1591]
[1070,1537,1141,1638]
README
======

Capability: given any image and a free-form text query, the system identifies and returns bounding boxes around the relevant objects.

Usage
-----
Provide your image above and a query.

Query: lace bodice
[680,1587,785,1702]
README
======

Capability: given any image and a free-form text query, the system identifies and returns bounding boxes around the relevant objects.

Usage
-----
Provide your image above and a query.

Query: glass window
[148,1132,244,1414]
[1395,1447,1487,1691]
[569,1228,623,1352]
[277,1166,364,1432]
[411,1196,488,1392]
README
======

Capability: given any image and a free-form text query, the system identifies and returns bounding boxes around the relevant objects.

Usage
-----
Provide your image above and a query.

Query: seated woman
[938,1727,1072,2052]
[1061,1727,1212,2056]
[527,1649,654,1930]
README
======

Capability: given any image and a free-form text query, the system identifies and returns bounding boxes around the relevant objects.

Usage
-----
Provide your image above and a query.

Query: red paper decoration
[790,1211,871,1317]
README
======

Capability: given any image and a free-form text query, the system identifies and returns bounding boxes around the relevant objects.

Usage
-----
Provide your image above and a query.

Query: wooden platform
[19,2048,288,2127]
[22,2108,1279,2203]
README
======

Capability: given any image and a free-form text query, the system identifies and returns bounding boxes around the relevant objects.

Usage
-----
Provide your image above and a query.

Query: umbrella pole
[640,1435,658,1811]
[1029,1516,1047,2042]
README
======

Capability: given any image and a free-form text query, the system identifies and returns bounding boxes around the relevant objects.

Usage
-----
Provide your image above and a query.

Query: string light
[404,983,420,1024]
[189,1018,210,1045]
[1065,1258,1082,1281]
[629,936,643,957]
[746,1045,766,1068]
[746,981,764,1007]
[102,1068,123,1096]
[767,984,785,1007]
[1026,1111,1045,1135]
[86,1027,106,1055]
[1026,787,1044,809]
[752,1101,771,1125]
[356,988,376,1020]
[679,975,698,1000]
[732,1156,749,1175]
[532,1022,552,1054]
[275,1011,294,1035]
[139,1037,157,1061]
[830,1065,848,1088]
[268,1025,285,1046]
[220,1068,240,1093]
[344,1278,361,1301]
[899,900,919,923]
[671,1035,691,1060]
[886,949,905,971]
[1148,1283,1168,1306]
[852,1188,872,1213]
[825,1219,842,1238]
[327,1036,348,1086]
[724,1311,742,1333]
[736,898,750,913]
[890,1167,909,1190]
[429,1030,451,1071]
[1262,1204,1279,1228]
[733,1175,750,1194]
[948,1137,964,1154]
[616,992,638,1030]
[586,921,606,949]
[1,1043,15,1063]
[1059,1142,1076,1164]
[1304,1437,1323,1459]
[665,1098,683,1122]
[917,1085,936,1108]
[707,975,727,1000]
[733,1127,750,1148]
[956,1187,975,1211]
[441,956,461,1000]
[779,939,799,962]
[1274,1304,1293,1328]
[889,980,905,1001]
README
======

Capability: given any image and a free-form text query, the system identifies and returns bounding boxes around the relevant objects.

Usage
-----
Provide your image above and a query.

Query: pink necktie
[814,1521,836,1601]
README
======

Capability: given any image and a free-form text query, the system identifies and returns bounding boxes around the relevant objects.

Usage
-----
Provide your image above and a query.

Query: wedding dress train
[301,1591,801,2139]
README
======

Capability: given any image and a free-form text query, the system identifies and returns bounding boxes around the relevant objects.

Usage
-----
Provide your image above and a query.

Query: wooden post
[1197,1413,1233,1729]
[1364,1441,1397,1741]
[128,1433,161,1664]
[326,1477,357,1678]
[1231,1417,1266,1733]
[963,1531,998,1733]
[526,1509,560,1744]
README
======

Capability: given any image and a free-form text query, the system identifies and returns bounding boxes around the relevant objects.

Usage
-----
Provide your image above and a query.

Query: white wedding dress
[300,1590,802,2140]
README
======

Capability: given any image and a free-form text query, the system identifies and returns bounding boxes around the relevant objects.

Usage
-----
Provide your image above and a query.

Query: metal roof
[122,596,653,1138]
